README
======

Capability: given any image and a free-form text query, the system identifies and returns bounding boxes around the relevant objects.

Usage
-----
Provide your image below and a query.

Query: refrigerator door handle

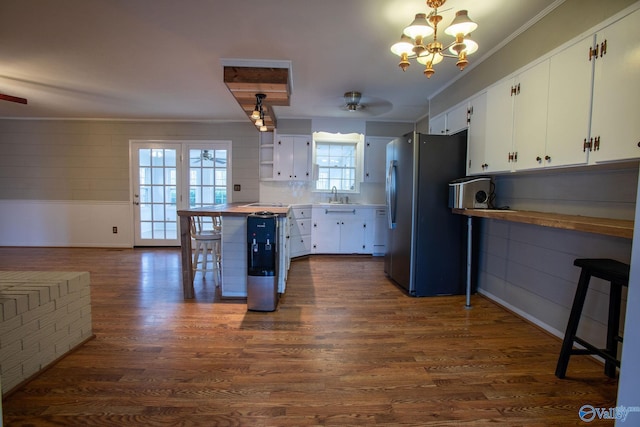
[386,159,397,229]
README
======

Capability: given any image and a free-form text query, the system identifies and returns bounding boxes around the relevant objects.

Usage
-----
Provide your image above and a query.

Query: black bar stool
[555,258,629,379]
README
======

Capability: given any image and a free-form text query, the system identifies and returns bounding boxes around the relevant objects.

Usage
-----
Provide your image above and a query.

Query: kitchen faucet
[331,186,338,203]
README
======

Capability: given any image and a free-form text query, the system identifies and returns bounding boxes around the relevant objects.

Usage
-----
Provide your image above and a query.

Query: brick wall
[0,271,93,395]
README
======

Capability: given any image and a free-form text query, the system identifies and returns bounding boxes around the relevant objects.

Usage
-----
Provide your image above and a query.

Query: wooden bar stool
[555,258,629,379]
[190,215,222,286]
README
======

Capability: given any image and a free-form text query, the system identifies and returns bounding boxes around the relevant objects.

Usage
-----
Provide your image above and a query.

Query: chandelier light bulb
[255,118,264,127]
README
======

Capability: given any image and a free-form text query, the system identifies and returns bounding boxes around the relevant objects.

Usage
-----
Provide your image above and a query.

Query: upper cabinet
[429,102,468,135]
[465,6,640,175]
[466,92,488,175]
[364,137,391,183]
[589,8,640,163]
[510,59,551,171]
[545,36,592,169]
[274,134,312,181]
[484,59,550,173]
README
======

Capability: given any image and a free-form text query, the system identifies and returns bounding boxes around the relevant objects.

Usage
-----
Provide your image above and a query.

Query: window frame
[312,132,364,194]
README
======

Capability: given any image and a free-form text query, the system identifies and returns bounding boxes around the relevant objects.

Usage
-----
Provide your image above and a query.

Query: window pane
[139,149,151,167]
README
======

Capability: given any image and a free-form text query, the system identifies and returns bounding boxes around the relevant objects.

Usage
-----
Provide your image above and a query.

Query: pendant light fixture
[390,0,478,78]
[251,93,268,132]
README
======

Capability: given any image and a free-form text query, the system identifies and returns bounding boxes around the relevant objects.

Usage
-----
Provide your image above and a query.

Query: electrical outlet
[112,226,118,234]
[234,184,241,191]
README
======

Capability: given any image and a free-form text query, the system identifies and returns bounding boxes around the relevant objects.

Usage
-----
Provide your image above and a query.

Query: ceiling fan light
[344,91,362,106]
[445,10,478,37]
[403,13,434,39]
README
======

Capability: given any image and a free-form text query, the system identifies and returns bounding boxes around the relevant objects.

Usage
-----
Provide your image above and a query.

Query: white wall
[616,167,640,425]
[0,200,132,247]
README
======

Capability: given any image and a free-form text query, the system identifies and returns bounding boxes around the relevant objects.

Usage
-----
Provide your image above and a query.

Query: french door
[131,141,231,246]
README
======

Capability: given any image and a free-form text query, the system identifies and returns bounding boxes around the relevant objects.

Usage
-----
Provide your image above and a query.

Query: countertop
[177,203,290,217]
[453,208,634,239]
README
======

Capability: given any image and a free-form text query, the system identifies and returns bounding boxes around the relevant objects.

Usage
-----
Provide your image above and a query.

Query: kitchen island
[177,203,290,299]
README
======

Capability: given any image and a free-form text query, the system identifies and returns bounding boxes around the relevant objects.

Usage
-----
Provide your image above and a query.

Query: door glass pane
[189,148,228,207]
[136,147,178,243]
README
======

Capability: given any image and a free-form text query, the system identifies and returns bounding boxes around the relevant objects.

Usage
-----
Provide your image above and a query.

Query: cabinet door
[466,92,487,175]
[546,35,593,168]
[429,113,447,135]
[274,136,294,180]
[485,78,515,173]
[447,103,469,135]
[339,214,367,254]
[292,136,312,180]
[590,9,640,163]
[311,209,340,253]
[364,137,391,183]
[513,60,550,171]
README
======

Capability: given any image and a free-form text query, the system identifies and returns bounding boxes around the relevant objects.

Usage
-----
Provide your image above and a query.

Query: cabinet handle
[600,39,607,57]
[536,156,542,162]
[545,155,551,162]
[593,136,600,151]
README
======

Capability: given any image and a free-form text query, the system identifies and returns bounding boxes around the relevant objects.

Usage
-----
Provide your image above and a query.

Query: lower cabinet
[311,206,374,254]
[289,205,312,258]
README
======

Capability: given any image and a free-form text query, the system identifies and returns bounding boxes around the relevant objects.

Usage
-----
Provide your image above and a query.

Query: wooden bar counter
[177,203,290,299]
[452,208,634,239]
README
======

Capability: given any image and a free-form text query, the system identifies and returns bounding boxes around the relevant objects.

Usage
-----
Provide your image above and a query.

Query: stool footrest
[573,337,620,366]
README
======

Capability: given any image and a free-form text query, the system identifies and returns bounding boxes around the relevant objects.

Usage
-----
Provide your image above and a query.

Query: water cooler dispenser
[247,212,279,311]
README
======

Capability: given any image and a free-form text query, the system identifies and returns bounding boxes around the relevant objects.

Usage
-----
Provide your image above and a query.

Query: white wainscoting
[0,200,133,247]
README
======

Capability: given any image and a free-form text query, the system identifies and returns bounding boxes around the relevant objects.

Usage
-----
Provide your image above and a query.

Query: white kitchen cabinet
[364,137,391,183]
[485,78,515,173]
[484,59,549,172]
[465,92,488,175]
[589,8,640,164]
[429,113,447,135]
[446,103,469,135]
[511,59,550,171]
[429,103,468,135]
[545,36,593,169]
[289,205,312,258]
[311,206,373,254]
[274,134,312,181]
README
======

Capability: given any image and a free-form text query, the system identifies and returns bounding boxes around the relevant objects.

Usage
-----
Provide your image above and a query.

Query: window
[313,132,363,192]
[189,148,228,207]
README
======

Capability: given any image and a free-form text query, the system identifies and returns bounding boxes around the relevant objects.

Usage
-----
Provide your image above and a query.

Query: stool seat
[555,258,629,379]
[573,258,630,284]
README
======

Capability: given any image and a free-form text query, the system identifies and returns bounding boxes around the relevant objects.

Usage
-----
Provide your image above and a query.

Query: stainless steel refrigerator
[385,131,467,296]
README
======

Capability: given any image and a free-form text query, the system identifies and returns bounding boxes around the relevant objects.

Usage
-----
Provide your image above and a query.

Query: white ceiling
[0,0,560,124]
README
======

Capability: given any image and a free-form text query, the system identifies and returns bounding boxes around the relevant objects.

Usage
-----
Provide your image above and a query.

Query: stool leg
[556,269,591,378]
[604,282,623,378]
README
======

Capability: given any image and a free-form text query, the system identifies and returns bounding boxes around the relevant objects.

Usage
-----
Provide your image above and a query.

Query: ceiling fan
[339,91,392,116]
[0,93,28,105]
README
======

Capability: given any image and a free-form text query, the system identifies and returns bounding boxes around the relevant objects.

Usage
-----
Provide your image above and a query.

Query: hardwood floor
[0,247,618,426]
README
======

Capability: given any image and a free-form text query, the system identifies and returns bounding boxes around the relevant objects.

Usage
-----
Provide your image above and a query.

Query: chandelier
[250,93,268,132]
[390,0,478,78]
